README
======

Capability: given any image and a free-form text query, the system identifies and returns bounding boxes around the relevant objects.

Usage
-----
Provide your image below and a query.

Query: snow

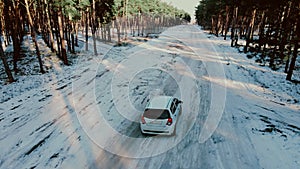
[0,25,300,169]
[199,26,300,168]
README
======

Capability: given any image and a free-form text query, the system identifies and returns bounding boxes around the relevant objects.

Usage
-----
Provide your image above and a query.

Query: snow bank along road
[1,25,300,169]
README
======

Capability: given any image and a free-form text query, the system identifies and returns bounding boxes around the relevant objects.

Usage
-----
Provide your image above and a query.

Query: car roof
[146,96,174,109]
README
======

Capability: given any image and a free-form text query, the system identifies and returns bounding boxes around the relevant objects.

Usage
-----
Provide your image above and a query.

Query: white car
[140,96,182,135]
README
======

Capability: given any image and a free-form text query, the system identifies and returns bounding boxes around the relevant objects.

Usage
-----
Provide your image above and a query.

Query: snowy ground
[0,25,300,169]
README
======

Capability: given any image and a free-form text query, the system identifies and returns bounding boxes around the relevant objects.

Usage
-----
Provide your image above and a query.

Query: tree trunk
[141,15,144,36]
[6,1,21,73]
[115,19,121,44]
[231,6,238,46]
[85,11,89,51]
[91,0,98,55]
[54,13,61,58]
[44,0,55,52]
[286,42,299,81]
[75,22,79,46]
[124,0,128,40]
[25,0,45,73]
[132,18,135,37]
[284,46,292,73]
[211,16,215,34]
[57,7,68,65]
[224,5,230,40]
[100,24,104,41]
[244,8,256,53]
[215,14,222,37]
[71,23,75,53]
[286,21,300,81]
[0,38,14,83]
[258,10,266,52]
[137,12,140,36]
[0,2,8,46]
[65,20,71,53]
[107,23,111,42]
[279,2,292,62]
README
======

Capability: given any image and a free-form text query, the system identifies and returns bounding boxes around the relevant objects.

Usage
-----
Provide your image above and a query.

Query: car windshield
[143,109,170,119]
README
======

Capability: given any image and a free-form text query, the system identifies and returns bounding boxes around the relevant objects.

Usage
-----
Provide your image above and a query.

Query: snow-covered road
[1,25,299,169]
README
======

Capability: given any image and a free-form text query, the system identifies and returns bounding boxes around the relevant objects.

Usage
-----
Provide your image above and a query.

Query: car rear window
[143,109,170,119]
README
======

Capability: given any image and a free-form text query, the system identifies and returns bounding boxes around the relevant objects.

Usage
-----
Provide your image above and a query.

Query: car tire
[179,106,182,116]
[141,130,147,136]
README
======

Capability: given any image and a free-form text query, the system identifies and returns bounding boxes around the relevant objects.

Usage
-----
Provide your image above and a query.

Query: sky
[161,0,200,21]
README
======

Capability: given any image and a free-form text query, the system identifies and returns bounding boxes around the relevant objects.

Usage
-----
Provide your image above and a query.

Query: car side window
[170,101,176,114]
[176,99,182,109]
[174,98,179,106]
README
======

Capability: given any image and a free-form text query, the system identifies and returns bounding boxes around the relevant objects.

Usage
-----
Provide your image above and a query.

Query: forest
[0,0,191,83]
[195,0,300,82]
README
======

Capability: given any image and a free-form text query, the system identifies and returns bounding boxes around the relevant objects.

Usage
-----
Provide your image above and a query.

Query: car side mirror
[179,100,183,104]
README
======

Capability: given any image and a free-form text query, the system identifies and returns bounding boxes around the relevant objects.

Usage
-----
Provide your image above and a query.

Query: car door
[169,100,176,122]
[170,99,180,123]
[174,98,181,119]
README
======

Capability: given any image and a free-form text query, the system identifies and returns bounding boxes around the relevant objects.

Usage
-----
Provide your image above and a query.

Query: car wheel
[179,106,182,116]
[141,130,147,136]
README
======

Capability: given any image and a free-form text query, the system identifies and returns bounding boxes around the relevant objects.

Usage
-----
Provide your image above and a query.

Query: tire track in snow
[90,26,214,168]
[0,53,103,168]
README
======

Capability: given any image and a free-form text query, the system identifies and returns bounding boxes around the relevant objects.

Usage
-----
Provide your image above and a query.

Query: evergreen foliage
[0,0,191,82]
[195,0,300,81]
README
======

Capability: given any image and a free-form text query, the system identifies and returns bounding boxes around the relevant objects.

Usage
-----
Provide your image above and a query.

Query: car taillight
[141,116,146,124]
[166,118,172,126]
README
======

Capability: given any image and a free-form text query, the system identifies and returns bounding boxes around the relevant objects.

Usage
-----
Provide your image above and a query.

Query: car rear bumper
[140,124,174,135]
